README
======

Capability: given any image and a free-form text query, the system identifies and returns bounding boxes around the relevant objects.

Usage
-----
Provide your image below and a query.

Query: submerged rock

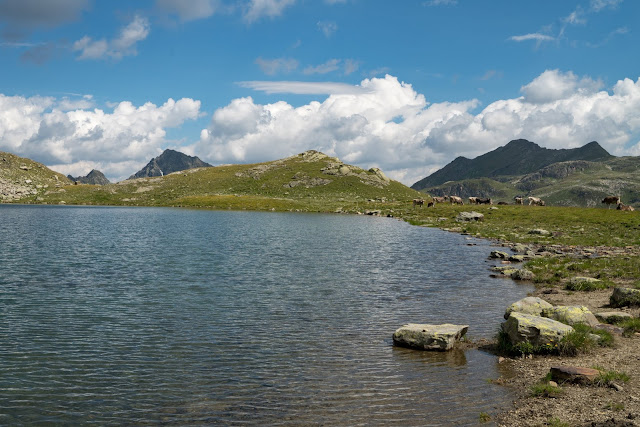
[504,297,553,319]
[541,305,599,327]
[392,323,469,351]
[502,312,574,347]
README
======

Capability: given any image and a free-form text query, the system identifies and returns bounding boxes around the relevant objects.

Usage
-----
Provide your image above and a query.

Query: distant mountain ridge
[411,139,612,190]
[410,139,640,207]
[68,169,110,185]
[129,149,211,179]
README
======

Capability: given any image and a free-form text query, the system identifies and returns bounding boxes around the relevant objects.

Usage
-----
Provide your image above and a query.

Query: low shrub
[619,318,640,337]
[530,382,563,398]
[593,366,630,387]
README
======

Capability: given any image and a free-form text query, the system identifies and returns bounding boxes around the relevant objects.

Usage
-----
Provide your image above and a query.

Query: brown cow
[413,198,425,207]
[468,196,477,204]
[602,196,621,209]
[450,196,463,205]
[617,202,635,211]
[514,196,523,205]
[475,197,492,205]
[427,201,435,208]
[432,196,447,204]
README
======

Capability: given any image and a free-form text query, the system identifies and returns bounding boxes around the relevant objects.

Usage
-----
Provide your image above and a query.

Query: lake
[0,205,531,425]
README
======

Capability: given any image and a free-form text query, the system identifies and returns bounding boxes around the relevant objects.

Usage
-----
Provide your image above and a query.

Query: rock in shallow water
[392,323,469,351]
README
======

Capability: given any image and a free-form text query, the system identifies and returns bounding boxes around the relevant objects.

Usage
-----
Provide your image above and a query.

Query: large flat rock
[502,312,574,347]
[504,297,553,320]
[541,305,599,327]
[392,323,469,351]
[550,366,601,384]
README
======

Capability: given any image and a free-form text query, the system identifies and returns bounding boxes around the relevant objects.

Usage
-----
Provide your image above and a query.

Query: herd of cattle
[412,195,635,211]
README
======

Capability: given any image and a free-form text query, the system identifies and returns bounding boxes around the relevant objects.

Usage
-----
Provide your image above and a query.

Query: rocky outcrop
[504,297,554,319]
[392,323,469,351]
[129,149,211,179]
[68,169,111,185]
[541,306,599,327]
[502,312,574,347]
[610,287,640,307]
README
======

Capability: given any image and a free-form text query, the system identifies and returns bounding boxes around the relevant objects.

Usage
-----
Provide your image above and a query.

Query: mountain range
[129,149,211,179]
[411,139,639,207]
[68,169,111,185]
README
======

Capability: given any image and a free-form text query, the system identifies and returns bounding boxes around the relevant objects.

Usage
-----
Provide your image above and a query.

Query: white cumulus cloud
[198,71,640,185]
[243,0,296,23]
[73,15,150,60]
[0,95,201,181]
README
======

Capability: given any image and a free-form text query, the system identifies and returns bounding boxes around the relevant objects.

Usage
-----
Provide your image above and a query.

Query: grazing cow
[475,197,492,205]
[617,202,635,211]
[427,201,435,208]
[413,198,425,207]
[450,196,463,205]
[432,196,447,204]
[497,201,509,205]
[468,197,477,204]
[528,196,546,206]
[514,196,523,205]
[602,196,621,209]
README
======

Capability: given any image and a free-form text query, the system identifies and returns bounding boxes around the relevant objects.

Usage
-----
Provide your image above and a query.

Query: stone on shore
[392,323,469,351]
[502,312,574,347]
[610,287,640,307]
[504,297,553,319]
[510,269,534,281]
[550,366,601,384]
[456,211,484,222]
[528,229,551,236]
[595,311,634,324]
[541,305,599,327]
[566,276,603,291]
[490,250,510,259]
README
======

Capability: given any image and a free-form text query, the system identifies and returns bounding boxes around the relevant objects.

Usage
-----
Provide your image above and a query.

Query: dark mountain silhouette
[67,169,111,185]
[129,149,211,179]
[411,139,612,190]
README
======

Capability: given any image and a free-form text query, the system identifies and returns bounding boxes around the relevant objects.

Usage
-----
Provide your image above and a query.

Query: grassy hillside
[15,150,424,213]
[418,156,640,207]
[0,151,71,202]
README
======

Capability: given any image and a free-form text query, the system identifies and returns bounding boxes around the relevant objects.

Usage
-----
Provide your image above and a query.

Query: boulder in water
[392,323,469,351]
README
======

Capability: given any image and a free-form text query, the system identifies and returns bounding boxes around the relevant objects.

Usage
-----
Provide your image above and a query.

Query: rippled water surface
[0,205,532,425]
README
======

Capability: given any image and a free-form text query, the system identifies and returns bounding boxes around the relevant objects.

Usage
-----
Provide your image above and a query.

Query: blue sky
[1,0,639,184]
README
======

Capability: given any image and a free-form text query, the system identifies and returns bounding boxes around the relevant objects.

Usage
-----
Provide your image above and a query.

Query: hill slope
[25,150,423,212]
[0,152,71,202]
[129,149,211,179]
[422,156,640,207]
[412,139,612,190]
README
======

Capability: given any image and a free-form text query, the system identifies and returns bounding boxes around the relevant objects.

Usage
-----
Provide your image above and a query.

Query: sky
[0,0,639,185]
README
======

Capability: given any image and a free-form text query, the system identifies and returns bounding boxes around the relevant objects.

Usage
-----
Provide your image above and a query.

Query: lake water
[0,205,532,425]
